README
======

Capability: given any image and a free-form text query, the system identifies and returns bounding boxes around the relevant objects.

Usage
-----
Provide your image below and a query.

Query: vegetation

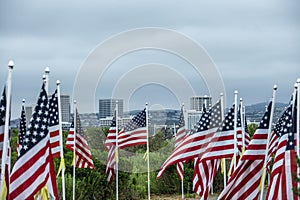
[9,123,259,199]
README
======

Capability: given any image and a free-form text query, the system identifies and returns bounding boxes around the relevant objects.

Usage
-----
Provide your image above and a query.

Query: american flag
[281,115,297,200]
[237,105,250,154]
[192,104,236,198]
[266,102,297,200]
[193,158,219,199]
[157,100,222,178]
[0,87,10,199]
[0,87,7,167]
[66,110,94,169]
[201,104,236,161]
[175,106,186,180]
[105,113,117,183]
[48,90,61,158]
[9,84,58,200]
[218,101,272,200]
[17,102,26,156]
[118,109,147,149]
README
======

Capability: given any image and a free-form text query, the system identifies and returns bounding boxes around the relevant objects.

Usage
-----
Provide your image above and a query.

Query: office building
[190,96,212,111]
[98,99,124,119]
[60,94,70,123]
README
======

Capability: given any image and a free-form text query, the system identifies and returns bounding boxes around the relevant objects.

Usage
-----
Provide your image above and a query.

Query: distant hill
[245,102,288,113]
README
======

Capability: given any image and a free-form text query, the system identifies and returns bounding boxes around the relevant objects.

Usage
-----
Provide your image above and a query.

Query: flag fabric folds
[218,101,272,200]
[175,106,186,180]
[0,87,10,199]
[17,102,26,157]
[157,100,222,178]
[266,101,298,200]
[105,113,117,183]
[118,109,147,149]
[66,110,94,169]
[9,84,58,200]
[48,89,61,158]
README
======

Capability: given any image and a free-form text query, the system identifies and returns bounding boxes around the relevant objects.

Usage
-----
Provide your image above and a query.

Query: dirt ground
[150,194,219,200]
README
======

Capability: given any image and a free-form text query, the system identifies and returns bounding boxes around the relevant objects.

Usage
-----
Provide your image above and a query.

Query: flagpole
[233,90,238,169]
[0,60,14,193]
[145,103,150,200]
[115,101,119,200]
[240,98,246,152]
[259,85,277,200]
[220,93,227,187]
[181,103,185,200]
[296,78,300,197]
[56,80,66,200]
[73,100,77,200]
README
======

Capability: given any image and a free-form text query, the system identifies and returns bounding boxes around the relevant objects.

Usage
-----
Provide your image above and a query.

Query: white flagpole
[0,60,14,192]
[145,103,150,200]
[240,98,246,152]
[72,100,77,200]
[259,85,277,200]
[296,78,300,196]
[44,67,50,94]
[56,80,66,200]
[115,102,119,200]
[233,90,238,169]
[181,103,185,200]
[220,93,227,187]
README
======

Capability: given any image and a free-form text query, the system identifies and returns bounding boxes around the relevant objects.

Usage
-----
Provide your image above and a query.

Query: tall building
[190,96,212,111]
[60,94,70,123]
[186,110,202,131]
[25,104,36,126]
[98,99,124,119]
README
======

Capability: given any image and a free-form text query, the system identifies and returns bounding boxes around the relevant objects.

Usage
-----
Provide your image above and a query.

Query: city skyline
[0,0,299,118]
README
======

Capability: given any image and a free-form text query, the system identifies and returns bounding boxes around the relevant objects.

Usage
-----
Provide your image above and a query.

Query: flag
[9,84,58,200]
[17,102,26,156]
[193,158,219,200]
[0,87,10,199]
[281,118,297,200]
[105,113,117,183]
[66,110,94,169]
[192,104,236,198]
[266,100,298,200]
[218,101,272,200]
[157,100,222,178]
[175,106,186,180]
[201,104,237,161]
[118,109,147,149]
[48,90,61,158]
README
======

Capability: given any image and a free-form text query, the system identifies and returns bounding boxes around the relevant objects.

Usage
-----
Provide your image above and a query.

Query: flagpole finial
[42,74,46,82]
[273,84,278,90]
[234,90,238,94]
[297,78,300,83]
[220,93,224,96]
[22,99,25,104]
[145,102,148,106]
[8,60,14,69]
[56,80,61,85]
[240,98,243,102]
[181,103,184,106]
[45,67,50,74]
[294,83,298,89]
[74,100,77,104]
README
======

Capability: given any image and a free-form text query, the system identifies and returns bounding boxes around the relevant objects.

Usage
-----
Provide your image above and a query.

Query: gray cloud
[0,0,299,118]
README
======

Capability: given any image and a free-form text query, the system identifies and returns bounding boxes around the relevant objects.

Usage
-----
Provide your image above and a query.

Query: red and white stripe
[49,124,60,158]
[218,127,269,200]
[266,134,287,200]
[281,147,297,200]
[104,126,116,151]
[175,119,186,180]
[157,128,218,178]
[193,158,219,199]
[9,138,58,200]
[118,127,147,149]
[105,124,117,183]
[66,127,94,169]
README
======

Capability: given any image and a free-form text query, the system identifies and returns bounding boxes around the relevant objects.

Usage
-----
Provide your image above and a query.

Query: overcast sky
[0,0,299,118]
